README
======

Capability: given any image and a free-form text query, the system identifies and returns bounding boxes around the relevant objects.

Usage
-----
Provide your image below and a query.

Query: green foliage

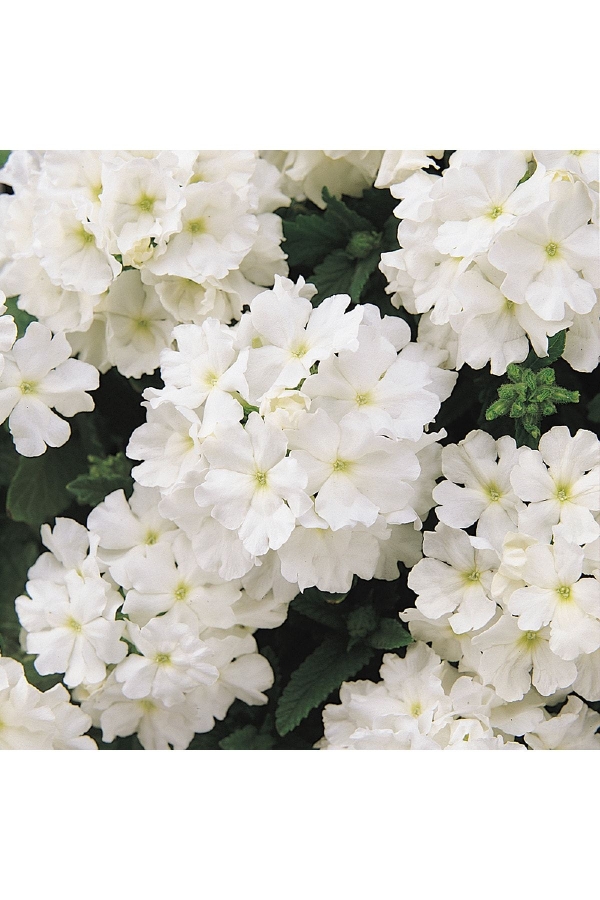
[275,637,374,736]
[6,438,88,531]
[368,619,413,650]
[4,295,36,337]
[486,357,579,447]
[0,427,20,487]
[587,393,600,424]
[282,186,398,304]
[523,330,567,371]
[0,518,39,627]
[291,590,347,630]
[0,150,10,170]
[66,452,134,507]
[219,724,276,750]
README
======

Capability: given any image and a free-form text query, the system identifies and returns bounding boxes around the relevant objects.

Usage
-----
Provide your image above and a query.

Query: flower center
[187,217,206,235]
[204,371,219,387]
[77,225,95,246]
[355,392,372,407]
[486,484,501,502]
[556,487,569,502]
[519,630,540,647]
[137,194,156,214]
[67,617,82,633]
[154,652,171,666]
[332,458,350,473]
[411,702,422,717]
[489,206,503,219]
[20,381,36,395]
[545,241,559,257]
[173,582,189,602]
[145,530,159,545]
[290,343,309,359]
[466,570,481,583]
[557,585,571,601]
[254,471,268,487]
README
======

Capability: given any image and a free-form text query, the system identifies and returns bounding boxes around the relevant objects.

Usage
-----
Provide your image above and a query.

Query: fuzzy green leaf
[6,440,88,531]
[282,214,348,268]
[275,637,374,736]
[219,725,275,750]
[66,453,133,507]
[311,249,355,300]
[349,249,381,302]
[321,188,373,232]
[369,619,413,650]
[291,590,347,631]
[525,330,566,370]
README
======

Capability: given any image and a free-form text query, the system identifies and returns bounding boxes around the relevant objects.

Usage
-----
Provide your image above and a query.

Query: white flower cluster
[0,150,290,379]
[266,149,444,207]
[15,515,274,750]
[380,150,600,374]
[0,654,96,749]
[12,273,457,748]
[319,426,600,750]
[126,275,456,593]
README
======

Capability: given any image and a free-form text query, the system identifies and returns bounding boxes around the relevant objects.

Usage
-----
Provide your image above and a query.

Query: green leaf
[275,637,374,736]
[526,330,566,370]
[0,427,20,487]
[283,213,348,268]
[321,188,373,233]
[587,393,600,424]
[0,150,10,170]
[4,296,36,338]
[219,724,275,750]
[349,249,381,301]
[291,590,347,631]
[0,518,40,634]
[66,452,133,507]
[346,605,378,640]
[369,619,413,650]
[6,439,88,531]
[311,249,354,300]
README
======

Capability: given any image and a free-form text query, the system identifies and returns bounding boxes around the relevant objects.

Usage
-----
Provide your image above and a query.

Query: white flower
[508,537,600,660]
[243,277,363,403]
[0,656,55,749]
[272,150,383,208]
[87,485,178,590]
[472,613,577,701]
[0,321,99,456]
[99,155,185,258]
[524,696,600,750]
[104,269,176,378]
[126,402,203,490]
[146,181,258,281]
[431,151,550,259]
[511,426,600,545]
[289,409,420,531]
[115,619,218,708]
[33,201,121,294]
[408,524,498,633]
[195,412,310,557]
[16,570,127,687]
[432,430,525,551]
[488,180,599,321]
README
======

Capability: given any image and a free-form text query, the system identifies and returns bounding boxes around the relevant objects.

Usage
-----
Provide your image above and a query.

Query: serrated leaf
[283,214,348,268]
[4,296,36,338]
[6,439,87,531]
[369,619,413,650]
[343,187,398,229]
[219,725,275,750]
[311,249,354,300]
[321,188,373,233]
[346,605,378,639]
[291,590,346,631]
[349,248,381,301]
[275,637,374,736]
[66,452,133,507]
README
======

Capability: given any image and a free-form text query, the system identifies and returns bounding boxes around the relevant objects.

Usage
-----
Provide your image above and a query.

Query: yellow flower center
[145,530,159,545]
[332,458,350,473]
[556,487,569,502]
[173,583,189,602]
[557,585,571,601]
[187,218,206,235]
[77,225,95,245]
[545,242,559,257]
[411,702,422,717]
[20,381,36,395]
[137,194,156,214]
[67,617,82,633]
[355,392,372,407]
[255,471,268,488]
[489,206,503,219]
[154,652,171,666]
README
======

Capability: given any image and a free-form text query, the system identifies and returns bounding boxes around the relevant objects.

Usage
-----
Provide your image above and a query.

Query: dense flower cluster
[1,149,598,750]
[318,426,600,750]
[380,150,600,374]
